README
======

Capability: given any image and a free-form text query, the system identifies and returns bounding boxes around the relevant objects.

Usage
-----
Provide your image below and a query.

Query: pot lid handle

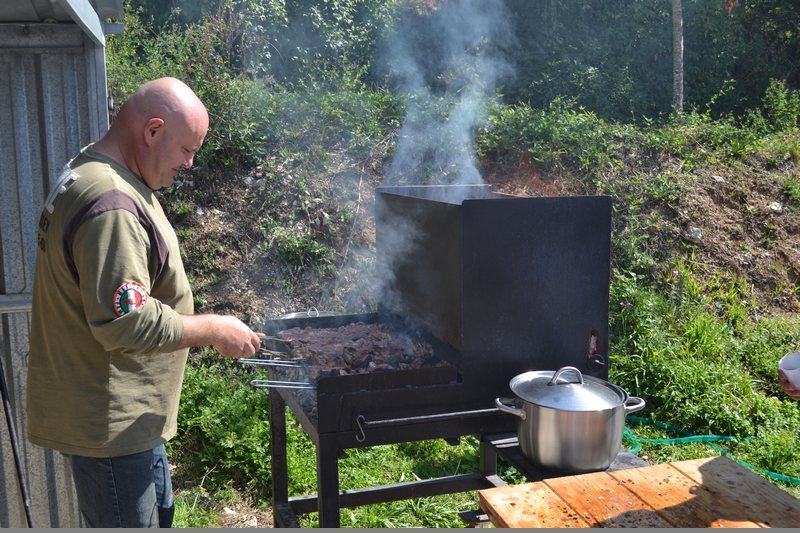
[548,366,584,386]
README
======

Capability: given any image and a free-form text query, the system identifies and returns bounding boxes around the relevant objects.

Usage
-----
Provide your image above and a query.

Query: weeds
[173,491,219,528]
[784,175,800,204]
[610,261,800,442]
[171,354,273,493]
[263,227,337,279]
[477,97,620,179]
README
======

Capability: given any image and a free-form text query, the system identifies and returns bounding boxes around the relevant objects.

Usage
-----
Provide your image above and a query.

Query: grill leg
[316,435,341,527]
[480,438,498,477]
[270,392,290,525]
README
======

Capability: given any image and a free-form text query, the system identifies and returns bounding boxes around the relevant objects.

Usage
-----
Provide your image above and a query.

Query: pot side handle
[624,396,646,414]
[495,397,526,420]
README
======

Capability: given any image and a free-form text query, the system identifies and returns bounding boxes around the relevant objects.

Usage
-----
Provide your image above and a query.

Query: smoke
[325,1,517,316]
[376,0,516,187]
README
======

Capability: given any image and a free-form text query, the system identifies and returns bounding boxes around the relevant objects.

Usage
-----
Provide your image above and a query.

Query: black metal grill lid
[509,367,625,411]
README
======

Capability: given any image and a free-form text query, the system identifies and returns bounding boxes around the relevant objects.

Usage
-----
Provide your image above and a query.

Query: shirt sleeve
[72,209,184,355]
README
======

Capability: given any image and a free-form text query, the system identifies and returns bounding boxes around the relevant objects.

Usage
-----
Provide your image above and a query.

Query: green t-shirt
[27,146,193,457]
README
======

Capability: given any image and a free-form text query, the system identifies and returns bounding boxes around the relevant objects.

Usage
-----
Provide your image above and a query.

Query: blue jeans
[65,444,175,528]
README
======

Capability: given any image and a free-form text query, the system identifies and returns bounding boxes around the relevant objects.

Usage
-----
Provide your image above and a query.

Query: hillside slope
[170,147,800,324]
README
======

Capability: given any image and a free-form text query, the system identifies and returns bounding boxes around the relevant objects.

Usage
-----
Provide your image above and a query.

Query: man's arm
[178,314,261,358]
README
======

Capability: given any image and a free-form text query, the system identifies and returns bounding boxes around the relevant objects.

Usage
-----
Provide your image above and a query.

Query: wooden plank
[479,456,800,528]
[670,456,800,528]
[543,471,673,528]
[609,461,762,528]
[478,482,592,528]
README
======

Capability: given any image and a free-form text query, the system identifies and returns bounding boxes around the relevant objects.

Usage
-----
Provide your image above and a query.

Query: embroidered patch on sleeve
[113,281,149,317]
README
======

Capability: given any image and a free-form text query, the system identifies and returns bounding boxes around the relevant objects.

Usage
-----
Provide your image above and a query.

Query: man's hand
[179,314,261,358]
[778,369,800,401]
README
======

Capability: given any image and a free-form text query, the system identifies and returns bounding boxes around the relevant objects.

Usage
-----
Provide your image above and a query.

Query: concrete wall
[0,21,109,528]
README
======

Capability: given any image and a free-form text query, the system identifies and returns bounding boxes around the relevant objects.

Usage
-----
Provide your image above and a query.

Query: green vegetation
[105,0,800,527]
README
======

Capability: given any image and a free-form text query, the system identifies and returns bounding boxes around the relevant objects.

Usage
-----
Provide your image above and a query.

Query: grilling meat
[277,321,437,376]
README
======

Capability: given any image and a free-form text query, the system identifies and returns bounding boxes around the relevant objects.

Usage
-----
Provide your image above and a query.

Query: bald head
[118,77,207,129]
[95,77,209,190]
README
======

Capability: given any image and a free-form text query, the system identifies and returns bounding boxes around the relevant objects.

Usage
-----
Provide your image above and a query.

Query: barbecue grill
[247,184,613,527]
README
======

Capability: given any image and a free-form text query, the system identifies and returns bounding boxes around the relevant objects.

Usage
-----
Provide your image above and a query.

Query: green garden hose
[623,415,800,486]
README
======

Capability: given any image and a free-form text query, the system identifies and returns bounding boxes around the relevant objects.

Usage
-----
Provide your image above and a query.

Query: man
[27,77,261,528]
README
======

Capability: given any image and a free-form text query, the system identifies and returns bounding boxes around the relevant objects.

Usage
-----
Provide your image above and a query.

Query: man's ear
[143,117,165,146]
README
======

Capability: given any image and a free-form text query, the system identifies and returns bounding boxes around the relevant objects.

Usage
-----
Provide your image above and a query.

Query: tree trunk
[672,0,684,113]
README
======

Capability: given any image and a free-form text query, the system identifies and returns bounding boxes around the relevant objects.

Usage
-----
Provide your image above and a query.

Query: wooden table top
[478,455,800,528]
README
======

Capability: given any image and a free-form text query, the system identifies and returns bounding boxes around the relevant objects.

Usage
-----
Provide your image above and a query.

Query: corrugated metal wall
[0,21,108,528]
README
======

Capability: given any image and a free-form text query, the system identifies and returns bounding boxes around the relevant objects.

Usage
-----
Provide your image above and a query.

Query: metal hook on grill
[355,414,366,443]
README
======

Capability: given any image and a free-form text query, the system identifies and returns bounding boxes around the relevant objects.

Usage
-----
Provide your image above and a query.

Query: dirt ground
[678,163,800,316]
[216,501,274,528]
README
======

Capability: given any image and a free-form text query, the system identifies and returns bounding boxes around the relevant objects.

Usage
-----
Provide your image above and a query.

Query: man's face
[142,112,208,190]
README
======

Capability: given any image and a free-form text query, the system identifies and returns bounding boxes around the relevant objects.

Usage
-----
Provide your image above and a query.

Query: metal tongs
[238,332,314,389]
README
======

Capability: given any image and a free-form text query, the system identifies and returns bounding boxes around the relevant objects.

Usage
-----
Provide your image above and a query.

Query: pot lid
[509,367,625,411]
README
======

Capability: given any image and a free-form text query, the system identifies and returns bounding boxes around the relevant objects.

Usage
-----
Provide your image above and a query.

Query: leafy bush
[641,110,759,167]
[761,80,800,134]
[610,264,800,441]
[251,82,400,160]
[171,354,272,492]
[733,429,800,477]
[173,492,219,528]
[106,4,272,175]
[477,97,620,176]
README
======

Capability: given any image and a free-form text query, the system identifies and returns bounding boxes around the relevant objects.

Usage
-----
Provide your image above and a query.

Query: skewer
[250,379,314,390]
[239,357,303,368]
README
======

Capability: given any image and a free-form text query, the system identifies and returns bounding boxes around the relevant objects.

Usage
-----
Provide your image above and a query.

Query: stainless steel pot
[495,366,645,474]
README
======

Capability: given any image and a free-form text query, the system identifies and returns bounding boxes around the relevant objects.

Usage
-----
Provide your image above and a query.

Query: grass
[295,438,485,528]
[173,490,219,528]
[608,259,800,504]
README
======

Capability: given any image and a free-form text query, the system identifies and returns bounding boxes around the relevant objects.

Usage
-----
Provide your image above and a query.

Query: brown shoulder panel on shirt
[62,189,169,286]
